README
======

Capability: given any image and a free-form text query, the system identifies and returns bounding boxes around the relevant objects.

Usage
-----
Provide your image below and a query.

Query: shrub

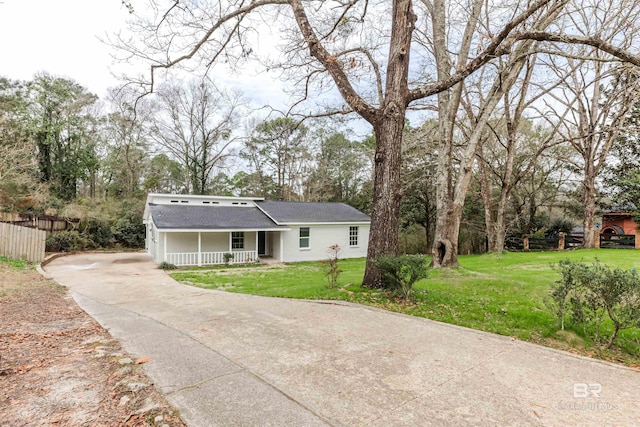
[112,214,145,248]
[81,219,113,248]
[546,218,574,238]
[550,260,640,348]
[373,255,429,301]
[323,244,343,288]
[45,231,95,252]
[398,225,427,255]
[223,253,234,264]
[158,261,177,270]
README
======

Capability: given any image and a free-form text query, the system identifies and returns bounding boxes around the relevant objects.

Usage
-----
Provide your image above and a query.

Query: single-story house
[142,193,371,266]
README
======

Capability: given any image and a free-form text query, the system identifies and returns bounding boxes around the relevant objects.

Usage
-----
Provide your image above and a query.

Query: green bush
[546,218,574,238]
[551,260,640,348]
[398,225,427,255]
[112,214,145,248]
[81,219,114,247]
[158,261,177,270]
[373,255,429,301]
[45,231,95,252]
[223,253,234,264]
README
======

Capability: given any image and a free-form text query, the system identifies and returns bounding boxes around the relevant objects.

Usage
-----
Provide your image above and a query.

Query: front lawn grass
[170,249,640,366]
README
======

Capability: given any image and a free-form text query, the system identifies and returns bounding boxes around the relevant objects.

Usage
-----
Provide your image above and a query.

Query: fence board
[0,223,46,263]
[528,237,560,251]
[600,234,635,249]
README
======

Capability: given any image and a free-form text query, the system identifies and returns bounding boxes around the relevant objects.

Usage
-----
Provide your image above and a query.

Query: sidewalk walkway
[44,252,640,426]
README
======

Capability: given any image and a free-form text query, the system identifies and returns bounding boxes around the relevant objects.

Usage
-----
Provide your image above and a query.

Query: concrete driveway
[44,252,640,426]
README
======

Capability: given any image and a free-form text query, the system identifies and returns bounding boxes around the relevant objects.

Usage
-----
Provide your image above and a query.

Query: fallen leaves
[0,265,186,426]
[135,357,152,365]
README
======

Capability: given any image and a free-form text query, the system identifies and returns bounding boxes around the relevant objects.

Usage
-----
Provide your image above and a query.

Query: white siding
[201,233,229,252]
[157,231,166,263]
[167,232,198,252]
[269,231,282,261]
[237,232,256,253]
[146,193,260,207]
[282,224,369,262]
[147,221,158,262]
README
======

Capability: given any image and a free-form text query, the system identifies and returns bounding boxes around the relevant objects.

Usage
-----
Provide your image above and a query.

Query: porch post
[256,231,259,261]
[229,232,232,252]
[198,232,202,266]
[280,232,284,262]
[163,233,167,263]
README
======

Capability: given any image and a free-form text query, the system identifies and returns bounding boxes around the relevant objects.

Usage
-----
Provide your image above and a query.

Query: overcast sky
[0,0,133,97]
[2,1,307,117]
[0,0,373,135]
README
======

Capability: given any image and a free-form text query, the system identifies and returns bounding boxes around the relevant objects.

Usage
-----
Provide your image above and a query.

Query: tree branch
[148,0,290,92]
[515,32,640,66]
[408,0,553,102]
[289,0,377,123]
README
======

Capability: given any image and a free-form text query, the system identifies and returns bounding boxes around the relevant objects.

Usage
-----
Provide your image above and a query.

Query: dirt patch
[0,264,186,427]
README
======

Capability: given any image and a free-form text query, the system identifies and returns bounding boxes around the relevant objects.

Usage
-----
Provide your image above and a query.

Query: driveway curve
[44,252,640,426]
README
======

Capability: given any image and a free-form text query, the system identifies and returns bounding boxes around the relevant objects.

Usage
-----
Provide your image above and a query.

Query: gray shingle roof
[256,201,370,223]
[149,204,280,230]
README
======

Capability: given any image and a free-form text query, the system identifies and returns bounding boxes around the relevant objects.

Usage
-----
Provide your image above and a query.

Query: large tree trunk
[493,129,517,254]
[430,0,460,268]
[582,166,597,248]
[478,149,497,252]
[494,197,508,254]
[429,3,561,267]
[432,206,461,267]
[362,120,405,287]
[361,0,415,288]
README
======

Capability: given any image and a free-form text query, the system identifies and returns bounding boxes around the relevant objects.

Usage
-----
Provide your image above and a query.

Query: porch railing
[166,250,258,266]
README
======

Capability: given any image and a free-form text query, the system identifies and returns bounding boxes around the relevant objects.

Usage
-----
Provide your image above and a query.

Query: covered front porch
[159,230,283,267]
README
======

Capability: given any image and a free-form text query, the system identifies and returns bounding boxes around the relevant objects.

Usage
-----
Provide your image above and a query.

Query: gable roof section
[149,204,281,230]
[256,200,370,224]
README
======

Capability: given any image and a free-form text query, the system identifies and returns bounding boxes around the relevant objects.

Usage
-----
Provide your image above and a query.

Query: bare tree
[101,87,154,198]
[116,0,640,284]
[428,0,573,267]
[540,57,640,247]
[150,79,241,195]
[243,117,311,200]
[470,51,569,254]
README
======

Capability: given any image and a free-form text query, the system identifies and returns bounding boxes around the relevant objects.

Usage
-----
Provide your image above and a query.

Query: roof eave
[277,221,370,225]
[154,227,291,232]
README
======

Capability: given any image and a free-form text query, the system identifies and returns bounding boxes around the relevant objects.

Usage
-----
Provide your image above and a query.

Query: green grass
[0,256,29,269]
[171,258,370,299]
[170,249,640,365]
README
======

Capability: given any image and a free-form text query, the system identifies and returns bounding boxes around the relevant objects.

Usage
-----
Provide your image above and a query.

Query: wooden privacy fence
[0,212,78,234]
[0,223,46,263]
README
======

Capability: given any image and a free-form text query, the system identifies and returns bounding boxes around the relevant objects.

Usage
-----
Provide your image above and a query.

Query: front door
[258,231,266,256]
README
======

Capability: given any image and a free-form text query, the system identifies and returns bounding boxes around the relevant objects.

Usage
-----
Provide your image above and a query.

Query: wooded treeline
[3,0,640,279]
[2,68,639,255]
[110,0,640,287]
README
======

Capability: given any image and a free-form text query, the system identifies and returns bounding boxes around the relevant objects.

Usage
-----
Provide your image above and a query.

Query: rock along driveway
[44,252,640,426]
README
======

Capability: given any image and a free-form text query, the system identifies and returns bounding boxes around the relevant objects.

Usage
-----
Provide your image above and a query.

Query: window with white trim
[299,227,310,248]
[232,232,244,250]
[349,226,358,246]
